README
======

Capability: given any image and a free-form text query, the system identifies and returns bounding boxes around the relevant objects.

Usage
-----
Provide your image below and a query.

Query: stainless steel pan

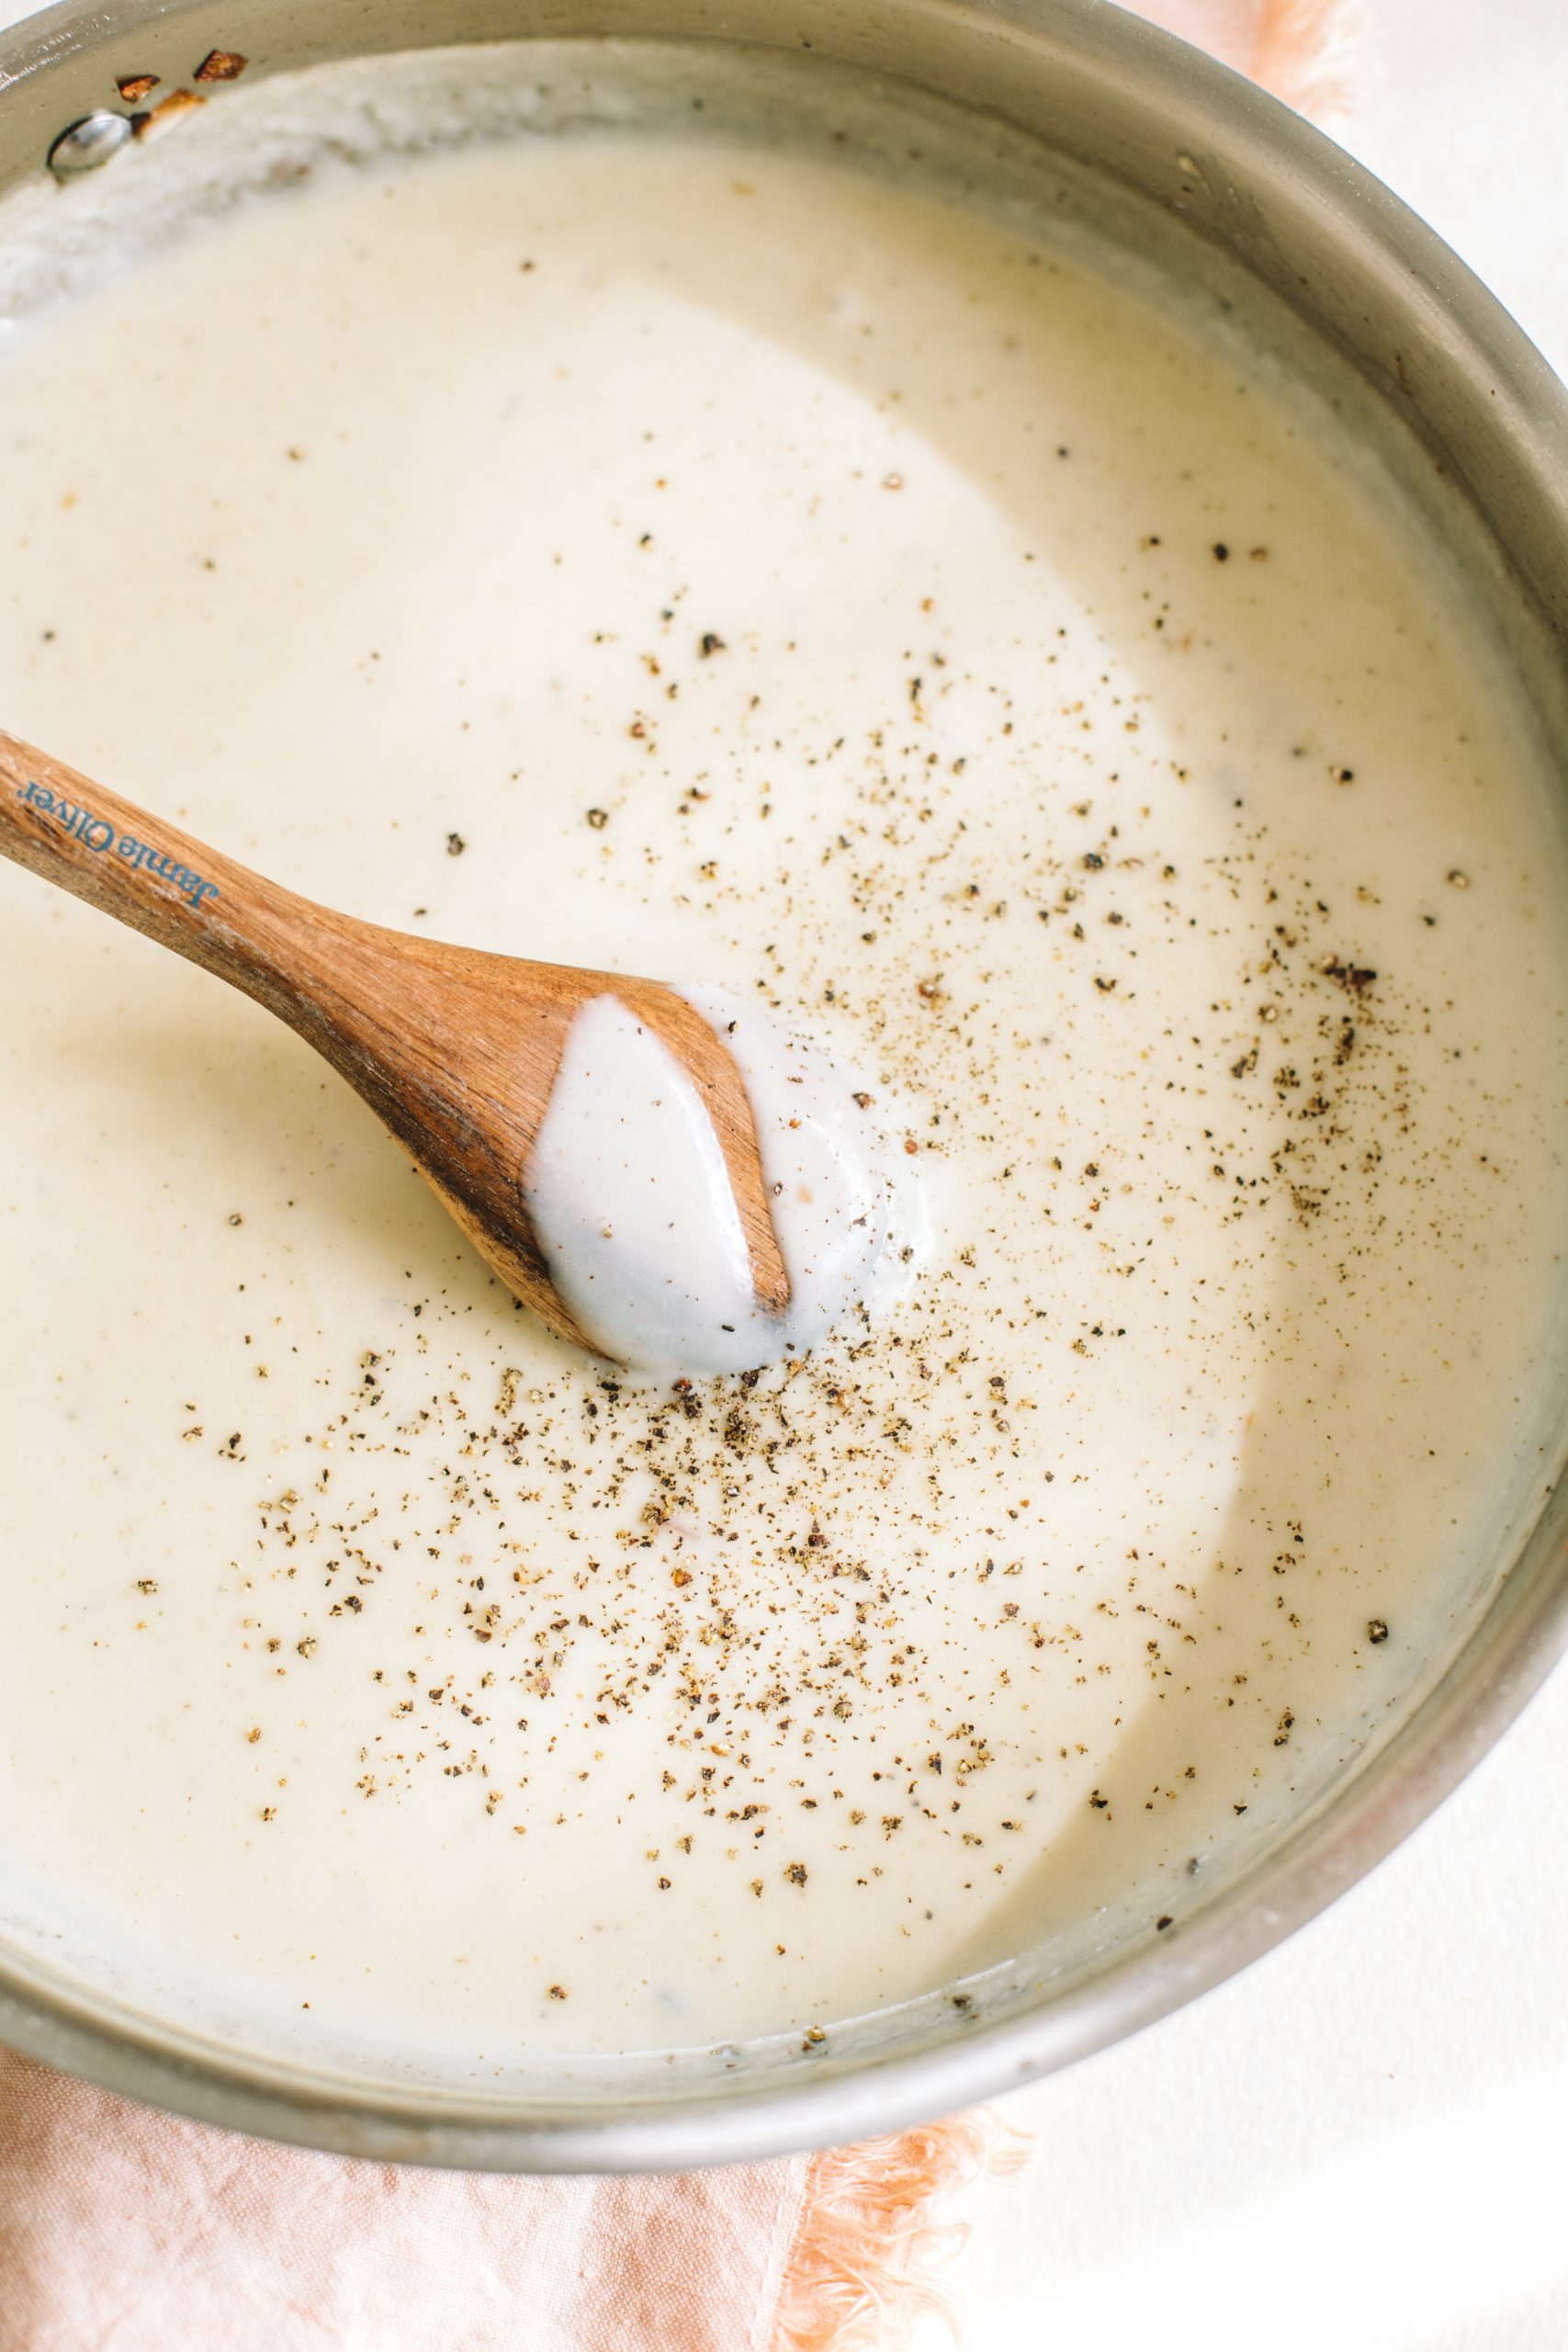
[2,0,1565,2171]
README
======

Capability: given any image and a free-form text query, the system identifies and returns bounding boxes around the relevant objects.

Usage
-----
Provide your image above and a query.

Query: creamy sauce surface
[525,989,921,1374]
[0,51,1563,2075]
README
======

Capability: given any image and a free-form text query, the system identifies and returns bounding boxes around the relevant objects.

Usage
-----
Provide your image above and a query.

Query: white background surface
[1,2,1565,2346]
[942,6,1568,2347]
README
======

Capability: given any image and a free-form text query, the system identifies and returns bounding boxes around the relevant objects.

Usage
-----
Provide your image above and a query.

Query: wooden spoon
[0,729,790,1354]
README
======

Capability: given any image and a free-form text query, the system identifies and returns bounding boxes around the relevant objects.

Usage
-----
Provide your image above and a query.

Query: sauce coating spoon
[0,728,793,1363]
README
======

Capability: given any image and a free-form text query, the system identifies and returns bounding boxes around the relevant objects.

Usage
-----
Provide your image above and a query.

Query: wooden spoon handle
[0,728,313,1017]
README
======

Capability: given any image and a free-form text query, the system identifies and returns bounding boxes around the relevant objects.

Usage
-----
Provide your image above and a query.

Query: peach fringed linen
[0,2051,807,2352]
[774,2115,1030,2351]
[0,2054,1023,2352]
[0,6,1356,2347]
[1134,0,1360,115]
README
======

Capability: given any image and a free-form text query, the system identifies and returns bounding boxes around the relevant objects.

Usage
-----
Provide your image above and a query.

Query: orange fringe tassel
[772,2109,1031,2352]
[1249,0,1362,118]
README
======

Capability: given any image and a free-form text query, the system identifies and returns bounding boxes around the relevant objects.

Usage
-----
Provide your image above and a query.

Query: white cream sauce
[0,48,1562,2078]
[525,989,923,1374]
